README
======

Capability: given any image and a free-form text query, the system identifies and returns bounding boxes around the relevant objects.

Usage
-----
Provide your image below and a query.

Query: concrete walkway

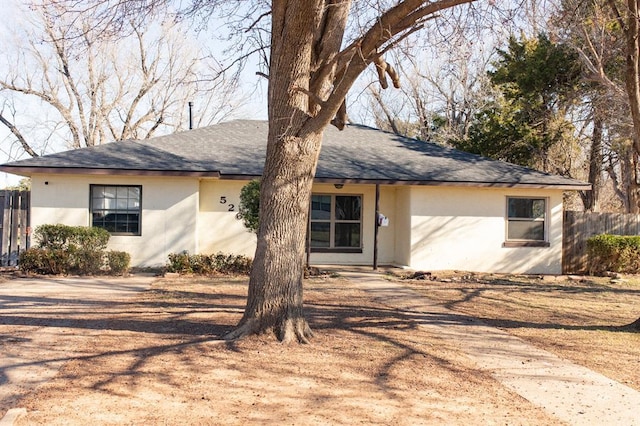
[341,270,640,426]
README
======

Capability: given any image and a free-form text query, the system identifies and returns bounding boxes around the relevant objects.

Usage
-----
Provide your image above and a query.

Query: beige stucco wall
[393,187,412,267]
[30,174,199,267]
[377,186,397,264]
[406,186,564,274]
[27,174,565,274]
[198,179,257,257]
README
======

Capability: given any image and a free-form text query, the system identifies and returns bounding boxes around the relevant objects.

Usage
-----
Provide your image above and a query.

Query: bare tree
[552,0,640,327]
[0,101,39,158]
[361,43,495,144]
[0,3,241,158]
[551,0,636,212]
[603,0,640,214]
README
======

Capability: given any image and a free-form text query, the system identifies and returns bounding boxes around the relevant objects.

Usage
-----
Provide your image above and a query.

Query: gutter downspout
[373,184,380,270]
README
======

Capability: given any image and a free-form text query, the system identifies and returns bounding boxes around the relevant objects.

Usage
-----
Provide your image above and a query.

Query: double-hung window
[310,194,362,252]
[90,185,142,236]
[505,197,548,247]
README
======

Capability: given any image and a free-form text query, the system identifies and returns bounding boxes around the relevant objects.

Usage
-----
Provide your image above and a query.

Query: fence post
[0,190,31,267]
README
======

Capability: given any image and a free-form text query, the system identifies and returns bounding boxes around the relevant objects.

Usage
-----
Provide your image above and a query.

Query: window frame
[504,196,549,248]
[90,184,142,236]
[309,193,363,253]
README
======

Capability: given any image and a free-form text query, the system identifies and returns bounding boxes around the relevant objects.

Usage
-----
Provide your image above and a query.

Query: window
[310,194,362,251]
[90,185,141,235]
[505,197,548,247]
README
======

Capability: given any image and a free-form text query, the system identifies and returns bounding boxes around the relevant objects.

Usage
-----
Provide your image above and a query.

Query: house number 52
[220,196,235,212]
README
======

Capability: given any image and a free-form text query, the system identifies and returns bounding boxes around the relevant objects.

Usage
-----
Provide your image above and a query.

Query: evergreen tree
[453,34,582,171]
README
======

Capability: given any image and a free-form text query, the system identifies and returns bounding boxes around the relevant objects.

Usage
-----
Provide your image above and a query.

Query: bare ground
[3,274,565,425]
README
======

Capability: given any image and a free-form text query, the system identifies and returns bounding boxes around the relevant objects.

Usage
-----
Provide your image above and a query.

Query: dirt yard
[400,271,640,392]
[3,272,638,425]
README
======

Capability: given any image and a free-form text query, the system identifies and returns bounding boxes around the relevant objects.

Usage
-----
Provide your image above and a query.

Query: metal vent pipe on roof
[188,101,193,130]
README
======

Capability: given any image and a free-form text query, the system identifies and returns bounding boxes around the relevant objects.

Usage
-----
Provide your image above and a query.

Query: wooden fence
[0,190,30,267]
[563,210,640,274]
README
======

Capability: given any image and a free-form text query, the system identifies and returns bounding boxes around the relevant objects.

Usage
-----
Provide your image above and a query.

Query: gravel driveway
[0,275,155,421]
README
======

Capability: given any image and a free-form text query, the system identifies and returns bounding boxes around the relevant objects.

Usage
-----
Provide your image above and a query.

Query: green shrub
[587,234,640,275]
[167,252,193,273]
[69,226,110,253]
[239,179,260,233]
[19,248,70,275]
[21,224,129,276]
[34,225,109,252]
[69,246,105,275]
[56,226,109,275]
[34,224,75,250]
[106,251,131,275]
[18,248,45,274]
[166,252,252,275]
[215,252,253,274]
[188,254,215,274]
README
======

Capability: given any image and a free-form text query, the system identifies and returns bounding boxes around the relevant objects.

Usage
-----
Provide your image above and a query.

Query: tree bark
[226,130,319,343]
[615,0,640,212]
[620,146,635,212]
[584,114,603,211]
[621,0,640,322]
[226,0,322,343]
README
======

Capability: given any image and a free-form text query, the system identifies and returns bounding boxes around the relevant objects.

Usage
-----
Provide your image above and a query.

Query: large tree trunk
[227,130,321,343]
[622,0,640,213]
[225,1,322,343]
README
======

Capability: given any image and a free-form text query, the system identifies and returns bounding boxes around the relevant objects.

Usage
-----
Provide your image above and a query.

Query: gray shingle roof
[0,119,589,189]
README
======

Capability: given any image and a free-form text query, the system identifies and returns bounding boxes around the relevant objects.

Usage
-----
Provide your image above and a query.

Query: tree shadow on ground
[4,274,636,422]
[473,317,640,333]
[405,277,640,333]
[0,290,247,335]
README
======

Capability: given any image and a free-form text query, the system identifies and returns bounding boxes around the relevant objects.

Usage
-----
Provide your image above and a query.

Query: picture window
[310,194,362,251]
[90,185,141,236]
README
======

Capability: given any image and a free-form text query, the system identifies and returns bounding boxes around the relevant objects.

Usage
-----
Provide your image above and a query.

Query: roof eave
[0,165,222,178]
[0,166,591,190]
[311,177,590,190]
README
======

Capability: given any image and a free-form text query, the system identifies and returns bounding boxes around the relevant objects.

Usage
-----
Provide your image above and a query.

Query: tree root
[277,317,314,344]
[223,320,257,341]
[224,317,314,343]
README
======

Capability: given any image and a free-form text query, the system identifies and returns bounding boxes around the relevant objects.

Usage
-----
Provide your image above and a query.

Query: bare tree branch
[1,3,244,155]
[304,0,476,135]
[0,110,39,158]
